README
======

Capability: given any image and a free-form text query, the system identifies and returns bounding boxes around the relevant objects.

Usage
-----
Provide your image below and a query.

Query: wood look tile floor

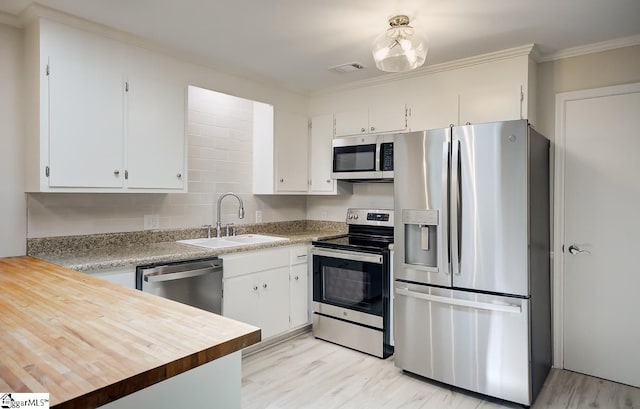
[242,333,640,409]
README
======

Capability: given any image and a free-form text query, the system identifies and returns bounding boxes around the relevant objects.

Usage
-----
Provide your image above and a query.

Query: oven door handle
[310,247,383,264]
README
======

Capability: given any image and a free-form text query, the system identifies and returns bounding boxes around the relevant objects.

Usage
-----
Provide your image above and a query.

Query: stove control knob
[354,214,359,220]
[347,213,353,219]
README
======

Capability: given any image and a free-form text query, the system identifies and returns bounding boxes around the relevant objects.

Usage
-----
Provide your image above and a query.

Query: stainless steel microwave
[331,134,394,181]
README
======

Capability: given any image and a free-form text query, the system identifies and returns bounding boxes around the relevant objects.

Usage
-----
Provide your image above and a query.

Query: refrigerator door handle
[442,137,451,275]
[395,287,522,314]
[451,139,461,275]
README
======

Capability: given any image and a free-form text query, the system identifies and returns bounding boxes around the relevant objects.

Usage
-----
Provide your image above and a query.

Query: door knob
[568,245,591,255]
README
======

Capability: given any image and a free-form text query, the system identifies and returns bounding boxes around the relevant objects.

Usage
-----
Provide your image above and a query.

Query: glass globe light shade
[372,15,427,72]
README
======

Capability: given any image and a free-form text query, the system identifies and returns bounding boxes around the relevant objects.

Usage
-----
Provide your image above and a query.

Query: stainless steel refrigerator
[393,119,551,406]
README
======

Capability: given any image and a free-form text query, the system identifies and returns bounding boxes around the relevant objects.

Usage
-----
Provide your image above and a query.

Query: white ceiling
[2,0,640,94]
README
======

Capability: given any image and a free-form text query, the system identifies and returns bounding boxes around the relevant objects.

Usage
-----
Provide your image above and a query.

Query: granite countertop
[0,256,260,408]
[28,221,347,271]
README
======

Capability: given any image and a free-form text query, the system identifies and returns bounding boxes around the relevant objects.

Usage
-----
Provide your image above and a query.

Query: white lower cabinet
[222,244,311,341]
[223,266,290,339]
[85,266,136,289]
[289,246,310,329]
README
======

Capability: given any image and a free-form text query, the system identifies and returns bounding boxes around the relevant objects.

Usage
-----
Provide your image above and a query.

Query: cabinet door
[459,83,522,125]
[47,35,124,188]
[368,103,407,134]
[309,114,335,193]
[456,59,524,125]
[223,273,261,328]
[407,71,459,131]
[290,263,310,328]
[259,267,290,339]
[334,109,368,137]
[126,75,186,190]
[274,111,308,192]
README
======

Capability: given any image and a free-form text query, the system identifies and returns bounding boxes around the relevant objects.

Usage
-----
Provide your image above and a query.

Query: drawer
[290,245,309,265]
[222,247,290,278]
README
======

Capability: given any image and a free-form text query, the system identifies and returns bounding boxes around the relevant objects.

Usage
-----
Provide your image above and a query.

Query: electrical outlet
[255,210,263,223]
[144,214,160,230]
[143,214,153,230]
[321,211,328,220]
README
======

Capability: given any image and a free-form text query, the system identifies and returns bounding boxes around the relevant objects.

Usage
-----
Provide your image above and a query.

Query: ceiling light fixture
[372,14,427,73]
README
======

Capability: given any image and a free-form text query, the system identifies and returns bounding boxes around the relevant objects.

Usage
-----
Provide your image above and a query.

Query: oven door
[311,247,385,318]
[331,134,382,180]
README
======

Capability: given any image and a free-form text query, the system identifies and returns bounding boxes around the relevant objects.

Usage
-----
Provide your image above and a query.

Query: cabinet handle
[253,285,258,291]
[177,173,182,179]
[280,178,284,183]
[370,126,375,131]
[125,170,129,180]
[294,276,299,281]
[466,122,471,125]
[361,127,366,133]
[114,169,120,176]
[263,283,268,289]
[326,179,331,183]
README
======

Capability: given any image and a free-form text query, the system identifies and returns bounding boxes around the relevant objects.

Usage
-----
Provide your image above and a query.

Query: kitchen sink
[178,234,288,249]
[224,234,288,244]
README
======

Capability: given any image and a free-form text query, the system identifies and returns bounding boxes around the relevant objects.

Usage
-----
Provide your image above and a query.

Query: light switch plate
[255,210,263,223]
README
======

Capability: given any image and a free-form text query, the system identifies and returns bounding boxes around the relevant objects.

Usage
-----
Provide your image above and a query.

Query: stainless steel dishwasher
[136,257,223,314]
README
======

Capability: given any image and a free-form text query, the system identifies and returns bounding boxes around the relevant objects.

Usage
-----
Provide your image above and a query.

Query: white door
[559,83,640,387]
[274,110,308,192]
[334,108,368,137]
[47,32,124,188]
[126,75,185,190]
[309,114,335,193]
[259,267,290,339]
[289,263,309,328]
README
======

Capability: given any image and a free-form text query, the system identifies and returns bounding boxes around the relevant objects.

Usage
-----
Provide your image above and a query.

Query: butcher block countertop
[0,256,261,408]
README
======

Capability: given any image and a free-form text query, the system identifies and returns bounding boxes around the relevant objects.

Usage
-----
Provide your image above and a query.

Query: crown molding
[312,44,535,97]
[537,34,640,63]
[0,11,21,28]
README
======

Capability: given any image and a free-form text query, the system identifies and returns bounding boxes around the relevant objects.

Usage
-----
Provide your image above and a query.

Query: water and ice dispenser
[402,209,439,271]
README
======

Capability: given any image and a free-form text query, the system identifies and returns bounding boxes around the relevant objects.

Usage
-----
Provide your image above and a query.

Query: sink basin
[224,234,288,244]
[178,234,288,249]
[177,237,239,249]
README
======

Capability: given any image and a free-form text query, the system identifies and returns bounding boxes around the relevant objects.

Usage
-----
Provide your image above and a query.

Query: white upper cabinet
[309,114,335,193]
[45,22,125,189]
[253,109,349,196]
[456,57,528,125]
[274,110,309,193]
[369,103,408,135]
[334,104,407,137]
[334,108,369,136]
[317,48,535,136]
[25,18,187,193]
[126,75,186,190]
[406,70,459,132]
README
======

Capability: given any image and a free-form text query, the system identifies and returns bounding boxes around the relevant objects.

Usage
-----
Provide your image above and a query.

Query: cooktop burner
[312,208,394,253]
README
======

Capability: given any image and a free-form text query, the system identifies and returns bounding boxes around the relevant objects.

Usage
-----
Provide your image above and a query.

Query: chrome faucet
[216,192,245,237]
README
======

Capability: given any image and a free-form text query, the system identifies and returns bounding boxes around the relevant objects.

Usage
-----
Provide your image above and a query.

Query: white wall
[0,23,26,256]
[27,86,306,238]
[537,45,640,141]
[307,184,393,221]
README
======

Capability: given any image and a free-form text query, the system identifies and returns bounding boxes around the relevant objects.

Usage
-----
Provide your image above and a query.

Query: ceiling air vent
[328,62,365,73]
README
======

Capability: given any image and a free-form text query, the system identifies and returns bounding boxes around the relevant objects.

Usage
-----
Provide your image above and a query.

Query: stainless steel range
[310,208,394,359]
